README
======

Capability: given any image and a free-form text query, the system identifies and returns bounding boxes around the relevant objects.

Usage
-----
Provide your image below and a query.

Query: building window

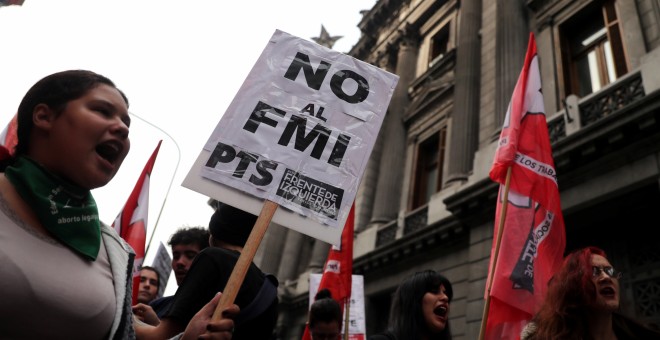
[411,128,447,209]
[560,0,627,97]
[428,25,450,68]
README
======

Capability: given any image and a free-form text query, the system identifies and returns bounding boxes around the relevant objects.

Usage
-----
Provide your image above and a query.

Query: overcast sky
[0,0,376,293]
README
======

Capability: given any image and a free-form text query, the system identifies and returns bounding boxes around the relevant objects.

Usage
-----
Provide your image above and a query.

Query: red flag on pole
[113,140,162,305]
[0,114,18,158]
[0,0,25,7]
[484,33,566,340]
[302,204,355,340]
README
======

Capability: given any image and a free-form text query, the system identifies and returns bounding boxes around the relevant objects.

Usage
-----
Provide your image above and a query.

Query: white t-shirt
[0,196,116,339]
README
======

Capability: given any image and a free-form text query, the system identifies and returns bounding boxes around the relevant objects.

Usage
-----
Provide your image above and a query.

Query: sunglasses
[592,266,622,279]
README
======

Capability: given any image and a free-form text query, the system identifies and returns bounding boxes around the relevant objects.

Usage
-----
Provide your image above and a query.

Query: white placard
[183,29,398,245]
[150,242,172,298]
[309,274,366,337]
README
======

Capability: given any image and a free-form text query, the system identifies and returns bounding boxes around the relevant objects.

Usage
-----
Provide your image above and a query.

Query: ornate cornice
[350,0,452,61]
[353,217,467,275]
[397,22,420,49]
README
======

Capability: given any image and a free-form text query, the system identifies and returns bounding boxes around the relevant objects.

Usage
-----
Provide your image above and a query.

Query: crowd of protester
[2,70,660,340]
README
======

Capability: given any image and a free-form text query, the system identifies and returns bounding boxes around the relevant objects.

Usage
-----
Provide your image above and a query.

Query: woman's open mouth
[96,140,123,164]
[434,305,448,317]
[599,286,616,298]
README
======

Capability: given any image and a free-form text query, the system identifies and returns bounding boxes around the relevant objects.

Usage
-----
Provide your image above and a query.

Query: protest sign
[183,29,398,245]
[151,242,172,298]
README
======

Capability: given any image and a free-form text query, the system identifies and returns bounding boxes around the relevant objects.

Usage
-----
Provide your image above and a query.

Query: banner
[113,140,162,305]
[150,241,172,298]
[485,33,566,339]
[183,29,398,245]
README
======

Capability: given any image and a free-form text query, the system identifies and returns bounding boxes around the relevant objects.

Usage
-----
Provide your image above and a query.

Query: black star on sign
[312,25,342,49]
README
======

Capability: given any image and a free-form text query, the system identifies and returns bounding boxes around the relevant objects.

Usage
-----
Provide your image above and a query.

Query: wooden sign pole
[211,199,279,320]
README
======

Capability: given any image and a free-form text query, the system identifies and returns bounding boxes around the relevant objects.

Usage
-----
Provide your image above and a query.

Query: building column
[493,0,529,136]
[307,240,331,272]
[253,222,286,275]
[355,49,396,232]
[446,0,482,183]
[276,228,305,282]
[369,28,418,224]
[617,0,647,69]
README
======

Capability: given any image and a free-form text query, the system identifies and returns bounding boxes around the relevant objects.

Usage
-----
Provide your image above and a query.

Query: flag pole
[343,299,350,340]
[478,166,512,340]
[128,111,181,258]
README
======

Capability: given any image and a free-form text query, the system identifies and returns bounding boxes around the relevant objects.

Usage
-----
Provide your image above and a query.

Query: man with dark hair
[137,266,160,304]
[167,227,210,286]
[140,203,279,339]
[147,227,210,321]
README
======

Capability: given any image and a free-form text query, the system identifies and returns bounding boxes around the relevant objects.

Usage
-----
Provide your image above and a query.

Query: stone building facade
[254,0,660,339]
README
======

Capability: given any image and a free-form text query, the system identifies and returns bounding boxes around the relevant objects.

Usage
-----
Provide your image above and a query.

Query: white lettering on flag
[514,152,558,185]
[324,260,341,274]
[533,209,554,245]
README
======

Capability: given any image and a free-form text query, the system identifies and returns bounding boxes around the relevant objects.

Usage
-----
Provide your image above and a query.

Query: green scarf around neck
[5,157,101,261]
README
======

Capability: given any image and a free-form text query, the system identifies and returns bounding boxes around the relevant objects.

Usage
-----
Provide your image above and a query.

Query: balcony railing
[403,205,428,235]
[547,112,566,144]
[375,220,397,247]
[375,205,430,248]
[579,73,645,127]
[548,71,645,144]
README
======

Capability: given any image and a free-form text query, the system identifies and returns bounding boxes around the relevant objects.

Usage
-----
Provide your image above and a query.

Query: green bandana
[5,157,101,261]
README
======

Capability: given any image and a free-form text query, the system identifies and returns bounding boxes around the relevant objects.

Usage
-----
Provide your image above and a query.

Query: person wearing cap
[135,203,279,340]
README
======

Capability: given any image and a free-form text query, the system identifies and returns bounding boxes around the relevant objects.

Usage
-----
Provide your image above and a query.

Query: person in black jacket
[135,226,210,325]
[135,203,278,340]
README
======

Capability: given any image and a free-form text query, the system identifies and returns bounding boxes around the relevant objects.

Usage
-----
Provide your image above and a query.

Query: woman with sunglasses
[521,246,660,340]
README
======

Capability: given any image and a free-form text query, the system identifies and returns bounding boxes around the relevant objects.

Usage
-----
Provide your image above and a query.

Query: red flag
[113,140,162,305]
[484,33,566,339]
[0,0,25,7]
[0,114,18,158]
[302,204,355,340]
